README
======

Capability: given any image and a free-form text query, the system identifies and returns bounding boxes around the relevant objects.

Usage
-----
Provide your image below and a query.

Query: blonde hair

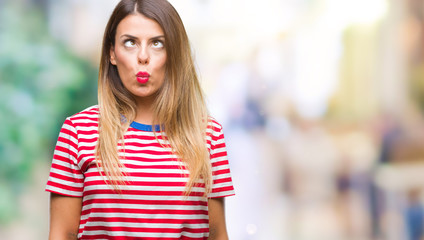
[96,0,212,195]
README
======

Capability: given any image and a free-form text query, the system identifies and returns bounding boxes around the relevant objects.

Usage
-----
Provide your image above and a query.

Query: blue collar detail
[130,121,161,132]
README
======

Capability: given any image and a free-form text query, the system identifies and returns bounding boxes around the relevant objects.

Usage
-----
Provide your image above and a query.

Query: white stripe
[208,190,235,198]
[83,221,209,229]
[119,152,177,159]
[82,194,206,202]
[51,159,82,173]
[71,113,98,119]
[210,155,228,163]
[57,131,78,145]
[55,140,78,154]
[82,203,207,211]
[53,150,77,163]
[77,125,98,131]
[80,212,209,221]
[214,138,225,145]
[82,230,203,238]
[212,173,233,180]
[46,185,83,197]
[118,145,173,152]
[209,122,222,130]
[72,118,98,124]
[119,159,184,166]
[83,185,205,193]
[78,133,99,139]
[211,181,234,189]
[49,167,84,179]
[212,147,227,155]
[125,131,165,138]
[48,176,83,187]
[212,164,231,172]
[96,168,190,174]
[85,176,189,182]
[77,141,97,148]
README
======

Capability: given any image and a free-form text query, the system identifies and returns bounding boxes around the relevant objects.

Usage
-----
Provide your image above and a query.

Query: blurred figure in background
[405,188,424,240]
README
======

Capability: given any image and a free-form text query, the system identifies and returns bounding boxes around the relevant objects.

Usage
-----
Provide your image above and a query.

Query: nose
[138,46,149,65]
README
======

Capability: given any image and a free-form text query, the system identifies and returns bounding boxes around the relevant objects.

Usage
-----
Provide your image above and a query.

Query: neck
[134,96,155,125]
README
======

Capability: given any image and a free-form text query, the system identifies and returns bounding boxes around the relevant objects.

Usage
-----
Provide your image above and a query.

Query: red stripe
[211,151,227,159]
[211,159,229,167]
[123,164,186,170]
[79,145,96,151]
[78,137,98,143]
[213,169,230,175]
[120,156,178,162]
[84,171,188,178]
[213,177,232,185]
[60,125,78,139]
[81,235,180,240]
[71,115,98,122]
[84,189,205,197]
[55,145,78,158]
[74,122,98,127]
[56,136,78,149]
[49,171,84,183]
[47,180,83,192]
[82,225,208,234]
[84,180,187,187]
[79,130,98,135]
[50,162,81,175]
[82,217,208,225]
[212,186,234,193]
[125,134,166,141]
[121,142,165,148]
[83,198,207,207]
[118,149,173,155]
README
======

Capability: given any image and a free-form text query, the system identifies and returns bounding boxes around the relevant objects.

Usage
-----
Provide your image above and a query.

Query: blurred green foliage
[0,2,97,223]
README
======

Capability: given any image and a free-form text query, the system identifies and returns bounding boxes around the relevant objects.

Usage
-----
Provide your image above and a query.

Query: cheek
[158,55,167,72]
[115,51,135,70]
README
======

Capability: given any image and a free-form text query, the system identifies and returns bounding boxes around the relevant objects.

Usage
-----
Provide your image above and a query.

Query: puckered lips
[136,71,150,84]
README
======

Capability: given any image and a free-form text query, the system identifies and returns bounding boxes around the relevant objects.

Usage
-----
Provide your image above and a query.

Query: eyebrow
[120,34,165,40]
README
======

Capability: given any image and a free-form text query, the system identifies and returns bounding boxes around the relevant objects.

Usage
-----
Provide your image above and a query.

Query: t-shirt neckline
[130,121,161,132]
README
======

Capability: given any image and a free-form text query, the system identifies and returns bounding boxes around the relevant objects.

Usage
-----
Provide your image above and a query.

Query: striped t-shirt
[45,106,235,239]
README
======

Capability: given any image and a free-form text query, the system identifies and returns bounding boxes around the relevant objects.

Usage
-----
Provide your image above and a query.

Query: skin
[48,193,82,240]
[49,13,229,239]
[208,198,230,240]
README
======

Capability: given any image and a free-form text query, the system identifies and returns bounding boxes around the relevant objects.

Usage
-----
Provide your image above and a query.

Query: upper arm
[208,122,235,198]
[49,193,83,240]
[208,197,229,240]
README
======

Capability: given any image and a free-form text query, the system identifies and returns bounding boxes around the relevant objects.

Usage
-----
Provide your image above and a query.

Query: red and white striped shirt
[46,106,235,239]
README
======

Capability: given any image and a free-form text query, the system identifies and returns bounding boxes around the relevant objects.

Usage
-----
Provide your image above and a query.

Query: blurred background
[1,0,424,239]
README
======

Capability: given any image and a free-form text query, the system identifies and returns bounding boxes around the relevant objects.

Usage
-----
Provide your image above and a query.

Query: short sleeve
[208,124,235,198]
[45,118,84,197]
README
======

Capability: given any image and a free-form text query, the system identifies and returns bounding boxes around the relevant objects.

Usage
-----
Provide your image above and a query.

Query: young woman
[46,0,235,239]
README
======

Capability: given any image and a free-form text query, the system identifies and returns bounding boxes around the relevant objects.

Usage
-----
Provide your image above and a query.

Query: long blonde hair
[96,0,212,195]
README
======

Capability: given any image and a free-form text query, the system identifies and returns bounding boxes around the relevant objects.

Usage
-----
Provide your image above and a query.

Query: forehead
[116,13,164,38]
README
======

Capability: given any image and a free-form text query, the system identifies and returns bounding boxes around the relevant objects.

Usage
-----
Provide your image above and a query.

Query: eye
[124,39,136,48]
[152,40,164,49]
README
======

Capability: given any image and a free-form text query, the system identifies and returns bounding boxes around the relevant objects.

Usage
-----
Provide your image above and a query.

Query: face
[110,13,167,102]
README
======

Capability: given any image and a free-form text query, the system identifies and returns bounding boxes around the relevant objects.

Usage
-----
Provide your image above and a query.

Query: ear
[110,46,117,65]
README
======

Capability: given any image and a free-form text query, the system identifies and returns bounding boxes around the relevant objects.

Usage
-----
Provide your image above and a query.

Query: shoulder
[66,105,99,126]
[207,116,224,135]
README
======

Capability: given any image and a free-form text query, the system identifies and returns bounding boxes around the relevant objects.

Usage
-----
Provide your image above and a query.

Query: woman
[46,0,235,239]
